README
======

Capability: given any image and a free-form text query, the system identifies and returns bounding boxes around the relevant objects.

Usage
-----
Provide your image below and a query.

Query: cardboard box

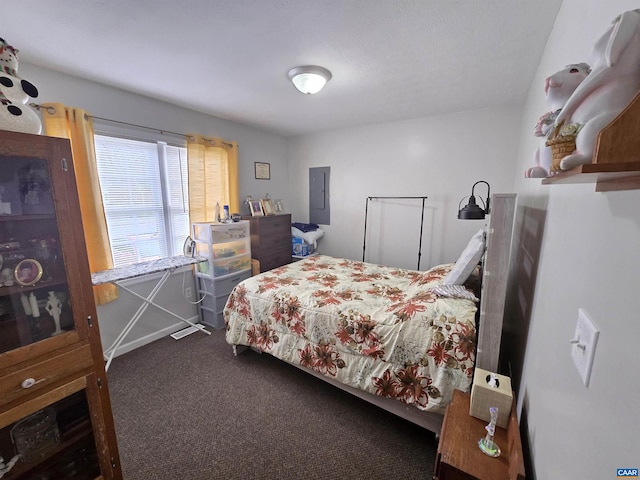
[251,259,260,276]
[292,237,314,256]
[469,368,513,428]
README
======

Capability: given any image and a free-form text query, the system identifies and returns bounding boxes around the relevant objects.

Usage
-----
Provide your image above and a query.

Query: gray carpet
[107,328,439,480]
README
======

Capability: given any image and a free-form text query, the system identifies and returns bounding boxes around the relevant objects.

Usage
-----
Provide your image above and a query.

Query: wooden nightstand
[434,389,525,480]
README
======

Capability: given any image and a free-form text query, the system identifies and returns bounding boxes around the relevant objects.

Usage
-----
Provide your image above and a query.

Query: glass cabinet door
[0,382,102,479]
[0,155,75,354]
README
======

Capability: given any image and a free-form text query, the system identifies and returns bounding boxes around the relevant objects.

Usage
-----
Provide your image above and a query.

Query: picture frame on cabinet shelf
[249,200,264,216]
[260,198,274,215]
[14,258,43,286]
[254,162,271,180]
[0,166,23,216]
[18,160,54,215]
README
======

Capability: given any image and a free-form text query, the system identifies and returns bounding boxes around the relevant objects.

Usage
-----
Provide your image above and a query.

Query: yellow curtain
[41,103,118,305]
[187,134,239,223]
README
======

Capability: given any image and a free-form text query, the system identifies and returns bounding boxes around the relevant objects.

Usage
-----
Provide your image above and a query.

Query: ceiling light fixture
[287,65,332,95]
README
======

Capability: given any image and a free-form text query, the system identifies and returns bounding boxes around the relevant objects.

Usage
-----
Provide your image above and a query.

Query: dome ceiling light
[287,65,332,95]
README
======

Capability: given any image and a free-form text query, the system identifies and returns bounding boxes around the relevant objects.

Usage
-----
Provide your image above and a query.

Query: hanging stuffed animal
[552,9,640,171]
[525,63,591,178]
[0,37,41,134]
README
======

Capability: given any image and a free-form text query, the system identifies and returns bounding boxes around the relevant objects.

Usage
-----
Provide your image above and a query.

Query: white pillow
[442,229,485,285]
[292,227,324,247]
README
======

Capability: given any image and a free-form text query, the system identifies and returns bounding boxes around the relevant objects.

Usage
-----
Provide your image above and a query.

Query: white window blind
[94,135,189,267]
[163,144,190,259]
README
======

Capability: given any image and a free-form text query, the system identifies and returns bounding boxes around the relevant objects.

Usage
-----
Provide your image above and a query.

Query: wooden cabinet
[242,214,292,273]
[0,130,121,479]
[434,390,524,480]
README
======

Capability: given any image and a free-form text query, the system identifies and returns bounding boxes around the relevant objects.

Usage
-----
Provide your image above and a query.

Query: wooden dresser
[243,214,292,273]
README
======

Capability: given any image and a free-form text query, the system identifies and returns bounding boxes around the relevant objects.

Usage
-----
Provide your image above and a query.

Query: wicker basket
[545,121,578,172]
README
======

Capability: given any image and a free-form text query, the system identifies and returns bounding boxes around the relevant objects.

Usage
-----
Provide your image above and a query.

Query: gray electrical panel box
[309,167,330,225]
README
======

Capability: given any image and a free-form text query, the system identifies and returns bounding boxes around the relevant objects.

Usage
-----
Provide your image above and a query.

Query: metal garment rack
[362,196,428,270]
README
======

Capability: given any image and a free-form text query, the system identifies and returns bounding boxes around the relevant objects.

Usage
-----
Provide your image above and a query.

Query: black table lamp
[458,181,491,220]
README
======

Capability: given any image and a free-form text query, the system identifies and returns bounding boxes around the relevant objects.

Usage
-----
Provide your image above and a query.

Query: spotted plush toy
[0,37,41,134]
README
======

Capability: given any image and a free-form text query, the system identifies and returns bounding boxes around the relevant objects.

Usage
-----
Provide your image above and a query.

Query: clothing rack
[362,196,428,270]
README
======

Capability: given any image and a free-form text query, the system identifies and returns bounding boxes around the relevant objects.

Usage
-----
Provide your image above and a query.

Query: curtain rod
[30,103,236,147]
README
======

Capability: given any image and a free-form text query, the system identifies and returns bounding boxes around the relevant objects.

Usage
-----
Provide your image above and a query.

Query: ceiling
[3,0,562,137]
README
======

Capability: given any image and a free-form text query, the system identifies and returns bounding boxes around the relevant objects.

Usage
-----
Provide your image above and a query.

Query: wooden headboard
[475,193,516,373]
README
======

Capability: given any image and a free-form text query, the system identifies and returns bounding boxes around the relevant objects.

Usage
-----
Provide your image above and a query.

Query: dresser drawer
[256,214,291,232]
[199,292,231,313]
[254,230,291,253]
[197,269,251,296]
[259,243,292,259]
[244,214,292,272]
[0,344,93,408]
[259,250,292,272]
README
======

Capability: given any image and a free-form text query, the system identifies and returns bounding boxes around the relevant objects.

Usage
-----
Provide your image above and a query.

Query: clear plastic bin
[212,254,251,277]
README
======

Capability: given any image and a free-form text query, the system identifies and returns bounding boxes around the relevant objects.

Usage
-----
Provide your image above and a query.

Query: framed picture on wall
[254,162,271,180]
[260,198,274,215]
[249,200,264,216]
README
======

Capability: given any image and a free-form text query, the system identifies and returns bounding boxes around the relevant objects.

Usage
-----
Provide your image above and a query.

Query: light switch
[570,309,599,387]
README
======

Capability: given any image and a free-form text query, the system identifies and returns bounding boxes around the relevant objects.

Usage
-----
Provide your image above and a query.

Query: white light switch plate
[570,309,599,387]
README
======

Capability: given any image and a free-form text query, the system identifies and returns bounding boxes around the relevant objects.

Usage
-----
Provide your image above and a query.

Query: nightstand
[434,389,525,480]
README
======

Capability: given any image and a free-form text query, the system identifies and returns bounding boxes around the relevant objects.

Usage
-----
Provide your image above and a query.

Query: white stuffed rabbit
[525,63,591,178]
[553,9,640,171]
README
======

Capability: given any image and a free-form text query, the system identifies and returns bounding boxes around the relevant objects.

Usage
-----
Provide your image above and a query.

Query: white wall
[507,1,640,478]
[287,106,521,270]
[20,64,291,354]
[21,63,292,209]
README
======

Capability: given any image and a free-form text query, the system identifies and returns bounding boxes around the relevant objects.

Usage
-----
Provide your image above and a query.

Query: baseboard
[105,316,201,358]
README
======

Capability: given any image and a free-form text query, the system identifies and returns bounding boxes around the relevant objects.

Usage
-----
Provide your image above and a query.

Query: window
[94,135,189,267]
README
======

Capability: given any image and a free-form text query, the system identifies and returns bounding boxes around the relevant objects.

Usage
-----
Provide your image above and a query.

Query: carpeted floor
[107,328,439,479]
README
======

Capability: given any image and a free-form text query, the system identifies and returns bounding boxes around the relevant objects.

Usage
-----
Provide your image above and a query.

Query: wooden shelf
[543,90,640,191]
[542,161,640,192]
[0,278,67,298]
[7,427,97,479]
[0,214,55,222]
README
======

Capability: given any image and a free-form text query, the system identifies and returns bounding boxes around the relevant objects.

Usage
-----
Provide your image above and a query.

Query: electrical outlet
[184,287,192,298]
[570,309,599,387]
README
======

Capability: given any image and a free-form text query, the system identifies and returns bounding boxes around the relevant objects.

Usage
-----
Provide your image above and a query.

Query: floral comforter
[224,255,478,414]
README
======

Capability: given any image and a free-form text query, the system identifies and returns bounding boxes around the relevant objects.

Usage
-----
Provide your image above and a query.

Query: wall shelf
[542,90,640,192]
[542,161,640,191]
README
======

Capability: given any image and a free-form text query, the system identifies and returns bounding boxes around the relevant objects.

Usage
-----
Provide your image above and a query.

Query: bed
[224,194,516,435]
